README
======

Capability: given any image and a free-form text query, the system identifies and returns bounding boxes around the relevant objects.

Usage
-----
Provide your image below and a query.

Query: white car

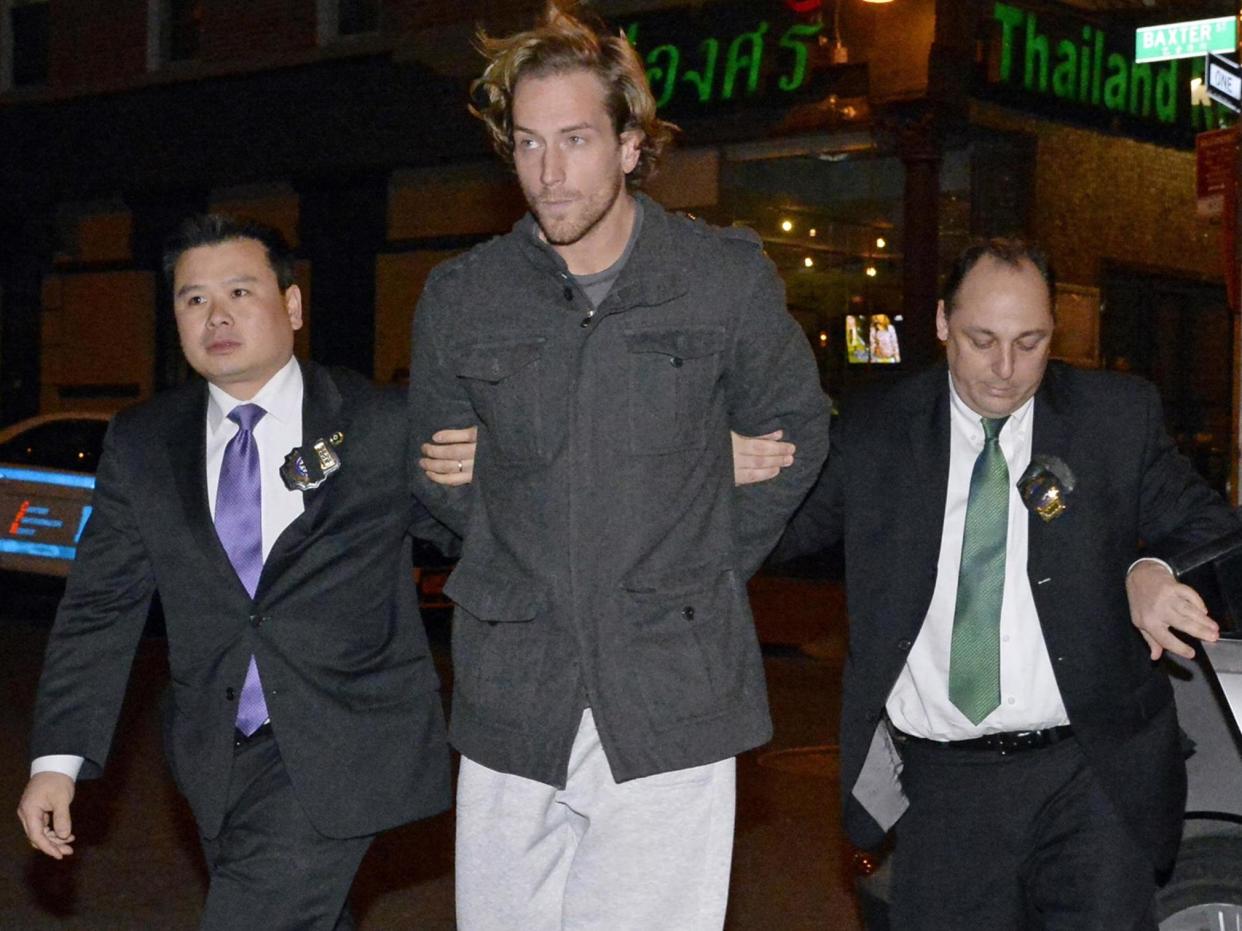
[1157,538,1242,929]
[0,412,110,577]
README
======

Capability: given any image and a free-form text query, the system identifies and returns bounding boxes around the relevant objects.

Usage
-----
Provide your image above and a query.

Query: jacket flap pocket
[622,327,726,360]
[457,338,546,383]
[445,560,544,621]
[620,555,732,598]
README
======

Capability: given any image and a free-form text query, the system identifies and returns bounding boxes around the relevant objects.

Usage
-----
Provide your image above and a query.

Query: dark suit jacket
[30,361,450,840]
[781,361,1240,870]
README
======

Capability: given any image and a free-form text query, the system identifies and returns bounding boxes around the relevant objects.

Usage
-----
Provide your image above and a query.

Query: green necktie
[949,416,1010,725]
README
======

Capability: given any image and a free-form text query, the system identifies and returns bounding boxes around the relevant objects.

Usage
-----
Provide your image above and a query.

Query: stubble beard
[528,173,625,247]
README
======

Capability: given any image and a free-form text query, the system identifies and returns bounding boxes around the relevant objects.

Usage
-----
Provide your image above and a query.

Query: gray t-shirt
[571,198,645,310]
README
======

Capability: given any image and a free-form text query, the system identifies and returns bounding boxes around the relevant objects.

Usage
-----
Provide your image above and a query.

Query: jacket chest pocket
[457,338,547,463]
[623,326,726,456]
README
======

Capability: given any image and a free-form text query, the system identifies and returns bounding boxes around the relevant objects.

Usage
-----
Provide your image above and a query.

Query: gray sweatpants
[455,709,736,930]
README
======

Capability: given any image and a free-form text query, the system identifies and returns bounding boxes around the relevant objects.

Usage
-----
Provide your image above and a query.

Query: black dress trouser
[198,731,373,931]
[890,735,1158,931]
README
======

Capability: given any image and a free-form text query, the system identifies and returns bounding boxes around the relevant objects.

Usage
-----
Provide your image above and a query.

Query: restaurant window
[317,0,380,44]
[4,0,49,89]
[723,152,905,398]
[699,143,971,399]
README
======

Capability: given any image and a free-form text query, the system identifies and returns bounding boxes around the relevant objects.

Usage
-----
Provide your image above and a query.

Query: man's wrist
[31,755,84,781]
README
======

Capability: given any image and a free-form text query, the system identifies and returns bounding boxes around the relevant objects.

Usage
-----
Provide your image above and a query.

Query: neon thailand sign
[986,2,1231,142]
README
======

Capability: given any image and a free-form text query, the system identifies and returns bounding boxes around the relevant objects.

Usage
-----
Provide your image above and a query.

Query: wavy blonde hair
[470,1,676,188]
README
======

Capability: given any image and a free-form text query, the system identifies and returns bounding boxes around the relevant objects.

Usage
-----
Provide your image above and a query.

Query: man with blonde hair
[407,3,830,928]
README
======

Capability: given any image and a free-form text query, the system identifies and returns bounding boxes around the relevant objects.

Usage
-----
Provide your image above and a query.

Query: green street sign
[1135,17,1237,64]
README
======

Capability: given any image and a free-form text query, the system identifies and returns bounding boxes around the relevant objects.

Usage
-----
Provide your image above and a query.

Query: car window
[0,420,108,473]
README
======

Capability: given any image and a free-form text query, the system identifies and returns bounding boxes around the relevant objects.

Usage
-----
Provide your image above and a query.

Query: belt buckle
[993,728,1054,754]
[994,731,1027,755]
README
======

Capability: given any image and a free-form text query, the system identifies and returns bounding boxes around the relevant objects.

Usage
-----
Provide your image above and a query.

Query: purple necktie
[215,403,268,736]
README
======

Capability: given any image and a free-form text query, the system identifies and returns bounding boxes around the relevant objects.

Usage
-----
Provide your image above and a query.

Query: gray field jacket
[409,193,830,786]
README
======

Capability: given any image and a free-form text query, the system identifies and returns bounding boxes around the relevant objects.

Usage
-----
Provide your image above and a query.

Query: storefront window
[704,143,972,398]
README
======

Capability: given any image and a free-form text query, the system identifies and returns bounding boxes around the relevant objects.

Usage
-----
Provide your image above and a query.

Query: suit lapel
[165,380,250,593]
[258,361,347,592]
[1026,363,1074,589]
[906,368,953,573]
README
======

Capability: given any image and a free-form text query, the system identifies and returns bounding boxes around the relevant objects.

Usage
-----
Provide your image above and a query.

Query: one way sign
[1207,53,1241,112]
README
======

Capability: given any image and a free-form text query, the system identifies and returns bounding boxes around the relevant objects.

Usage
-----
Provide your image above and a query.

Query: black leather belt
[896,724,1074,755]
[233,721,273,749]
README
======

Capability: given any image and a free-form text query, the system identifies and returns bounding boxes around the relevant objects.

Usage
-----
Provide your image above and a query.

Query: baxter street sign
[1135,17,1237,64]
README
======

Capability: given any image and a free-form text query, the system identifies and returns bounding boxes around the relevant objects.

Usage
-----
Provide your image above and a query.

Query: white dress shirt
[204,356,305,564]
[885,375,1070,741]
[32,357,305,780]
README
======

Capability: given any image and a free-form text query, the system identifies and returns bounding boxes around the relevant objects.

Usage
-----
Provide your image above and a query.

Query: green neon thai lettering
[778,22,822,92]
[723,22,768,99]
[625,16,826,109]
[992,1,1188,126]
[647,44,681,108]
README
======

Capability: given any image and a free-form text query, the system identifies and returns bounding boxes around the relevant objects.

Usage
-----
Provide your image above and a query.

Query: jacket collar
[911,360,1069,472]
[256,359,346,598]
[901,361,1072,580]
[1027,361,1074,579]
[166,378,244,598]
[905,362,953,555]
[514,191,689,313]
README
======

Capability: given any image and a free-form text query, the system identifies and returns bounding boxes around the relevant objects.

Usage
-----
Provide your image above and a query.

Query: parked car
[1156,649,1242,929]
[0,413,110,577]
[1157,536,1242,929]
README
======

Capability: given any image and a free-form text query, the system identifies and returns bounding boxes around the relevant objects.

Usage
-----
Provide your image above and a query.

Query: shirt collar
[207,355,303,435]
[946,371,1034,445]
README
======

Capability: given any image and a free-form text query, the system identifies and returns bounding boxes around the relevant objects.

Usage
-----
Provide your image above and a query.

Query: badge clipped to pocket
[280,432,344,492]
